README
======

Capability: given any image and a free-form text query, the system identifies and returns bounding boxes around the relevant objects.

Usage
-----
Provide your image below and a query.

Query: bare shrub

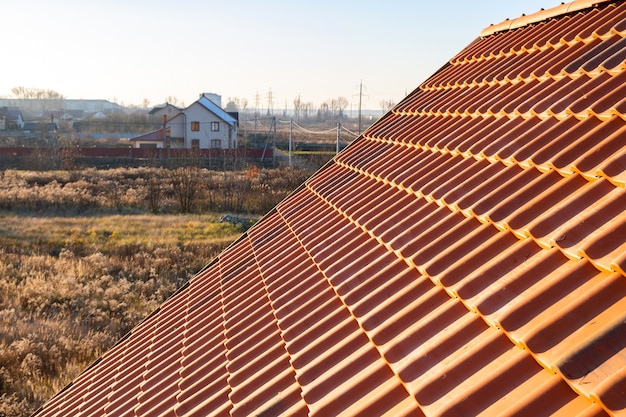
[0,393,30,417]
[144,170,165,213]
[168,164,201,213]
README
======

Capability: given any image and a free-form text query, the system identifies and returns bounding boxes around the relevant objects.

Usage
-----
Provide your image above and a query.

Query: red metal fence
[0,147,272,159]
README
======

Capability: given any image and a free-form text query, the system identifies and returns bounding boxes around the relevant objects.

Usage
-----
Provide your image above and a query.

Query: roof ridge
[480,0,614,37]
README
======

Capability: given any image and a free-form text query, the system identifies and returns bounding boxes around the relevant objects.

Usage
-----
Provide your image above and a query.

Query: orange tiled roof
[35,1,626,416]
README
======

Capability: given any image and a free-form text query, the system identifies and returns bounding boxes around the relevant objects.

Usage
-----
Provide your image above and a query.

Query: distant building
[130,128,165,147]
[131,93,238,149]
[148,103,182,123]
[0,98,123,118]
[0,107,25,130]
[22,122,57,133]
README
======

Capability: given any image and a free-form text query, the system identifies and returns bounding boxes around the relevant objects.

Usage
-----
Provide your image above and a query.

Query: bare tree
[165,96,180,106]
[380,99,396,114]
[11,86,29,98]
[11,87,65,116]
[337,96,348,120]
[302,102,314,121]
[145,168,164,213]
[319,102,329,122]
[293,95,302,123]
[11,86,64,99]
[168,157,201,213]
[225,98,240,112]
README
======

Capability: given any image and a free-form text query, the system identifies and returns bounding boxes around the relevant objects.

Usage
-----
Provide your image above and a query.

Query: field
[0,166,311,416]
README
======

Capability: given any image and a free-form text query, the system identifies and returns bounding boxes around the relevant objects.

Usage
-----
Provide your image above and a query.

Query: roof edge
[480,0,612,37]
[197,96,237,126]
[129,128,164,141]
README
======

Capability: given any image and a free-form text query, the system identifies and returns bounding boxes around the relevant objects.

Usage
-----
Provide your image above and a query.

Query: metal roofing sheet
[35,1,626,416]
[197,96,237,127]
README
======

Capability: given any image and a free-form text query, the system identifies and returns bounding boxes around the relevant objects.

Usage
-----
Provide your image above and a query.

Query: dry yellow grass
[0,213,243,252]
[0,212,249,416]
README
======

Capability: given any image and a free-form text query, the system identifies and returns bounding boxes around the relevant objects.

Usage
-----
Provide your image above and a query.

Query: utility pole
[254,91,260,116]
[296,93,301,123]
[267,88,274,116]
[353,80,367,135]
[358,80,363,135]
[289,119,293,167]
[272,116,277,168]
[336,122,341,154]
[164,114,170,159]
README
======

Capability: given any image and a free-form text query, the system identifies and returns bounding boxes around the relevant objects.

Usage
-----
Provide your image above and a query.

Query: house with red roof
[35,0,626,416]
[132,93,238,150]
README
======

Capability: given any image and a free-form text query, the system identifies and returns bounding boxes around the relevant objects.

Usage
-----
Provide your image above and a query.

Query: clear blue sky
[2,0,551,110]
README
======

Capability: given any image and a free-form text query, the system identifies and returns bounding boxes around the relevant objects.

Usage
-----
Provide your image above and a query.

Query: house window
[191,121,200,131]
[211,121,219,131]
[211,139,221,148]
[191,139,200,149]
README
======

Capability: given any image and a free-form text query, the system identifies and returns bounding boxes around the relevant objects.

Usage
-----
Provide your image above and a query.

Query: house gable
[197,96,237,127]
[174,98,237,149]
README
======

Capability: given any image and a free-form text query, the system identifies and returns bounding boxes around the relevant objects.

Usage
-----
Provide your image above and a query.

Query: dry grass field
[0,165,313,415]
[0,212,245,415]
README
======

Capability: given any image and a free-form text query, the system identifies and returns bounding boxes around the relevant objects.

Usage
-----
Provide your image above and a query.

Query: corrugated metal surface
[35,1,626,416]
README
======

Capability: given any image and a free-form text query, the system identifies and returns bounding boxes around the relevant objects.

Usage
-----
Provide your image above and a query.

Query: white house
[132,93,238,149]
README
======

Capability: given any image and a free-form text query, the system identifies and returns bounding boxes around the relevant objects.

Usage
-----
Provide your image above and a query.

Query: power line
[291,122,336,135]
[241,118,360,138]
[342,127,359,137]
